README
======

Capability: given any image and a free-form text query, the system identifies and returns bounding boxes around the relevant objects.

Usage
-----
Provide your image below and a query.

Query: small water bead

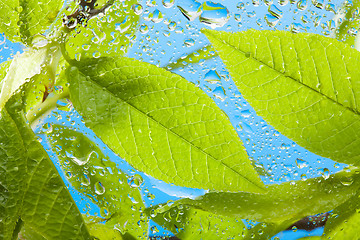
[94,181,106,195]
[199,2,230,29]
[312,0,324,9]
[128,174,144,188]
[184,38,195,47]
[278,0,289,6]
[297,0,308,11]
[234,13,241,22]
[177,0,202,21]
[168,21,177,31]
[263,0,273,6]
[162,0,175,8]
[252,0,260,7]
[265,14,280,27]
[80,174,91,186]
[139,24,149,34]
[132,4,143,15]
[146,0,157,7]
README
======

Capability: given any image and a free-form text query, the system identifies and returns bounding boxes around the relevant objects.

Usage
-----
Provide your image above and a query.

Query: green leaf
[64,0,140,60]
[203,29,360,166]
[66,56,265,193]
[151,206,247,239]
[323,193,360,239]
[47,124,148,239]
[334,0,360,46]
[0,0,62,44]
[0,60,12,91]
[0,92,90,239]
[0,44,55,110]
[151,168,360,223]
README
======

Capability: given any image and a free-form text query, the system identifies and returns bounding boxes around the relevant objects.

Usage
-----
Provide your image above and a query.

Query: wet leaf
[47,125,148,239]
[66,56,265,193]
[0,89,89,239]
[0,0,63,44]
[151,168,360,223]
[323,193,360,239]
[65,0,140,60]
[203,29,360,166]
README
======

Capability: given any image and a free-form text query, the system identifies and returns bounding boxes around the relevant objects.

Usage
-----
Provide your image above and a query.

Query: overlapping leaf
[47,125,148,239]
[323,193,360,239]
[151,168,360,223]
[203,29,360,166]
[0,92,90,239]
[0,0,62,44]
[66,56,265,193]
[151,206,246,239]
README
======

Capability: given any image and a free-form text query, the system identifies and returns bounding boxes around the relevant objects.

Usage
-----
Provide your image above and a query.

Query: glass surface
[0,0,359,239]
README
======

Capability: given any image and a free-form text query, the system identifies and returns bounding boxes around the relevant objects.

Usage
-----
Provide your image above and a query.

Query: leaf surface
[203,29,360,165]
[47,125,148,239]
[67,57,265,193]
[151,206,246,239]
[65,0,140,60]
[323,193,360,239]
[151,168,360,223]
[0,0,62,44]
[0,92,90,239]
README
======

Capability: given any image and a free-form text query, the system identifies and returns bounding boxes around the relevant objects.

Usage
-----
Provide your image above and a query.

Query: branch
[286,213,329,231]
[63,0,114,29]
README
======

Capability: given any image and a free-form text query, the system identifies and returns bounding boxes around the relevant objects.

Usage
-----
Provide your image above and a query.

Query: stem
[26,88,70,125]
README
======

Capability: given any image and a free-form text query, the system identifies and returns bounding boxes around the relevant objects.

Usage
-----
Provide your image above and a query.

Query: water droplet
[168,21,177,31]
[184,38,195,47]
[94,181,105,195]
[312,0,324,9]
[212,86,226,101]
[234,14,241,22]
[146,0,157,7]
[341,177,353,186]
[139,24,149,34]
[132,4,143,15]
[151,226,159,234]
[150,9,164,23]
[80,174,91,186]
[128,174,144,188]
[163,0,175,8]
[268,5,283,19]
[264,0,273,5]
[199,2,230,29]
[295,158,308,169]
[297,0,307,10]
[204,70,221,84]
[100,207,109,217]
[278,0,289,5]
[241,110,251,118]
[265,14,280,27]
[252,0,260,7]
[178,0,202,21]
[319,168,330,180]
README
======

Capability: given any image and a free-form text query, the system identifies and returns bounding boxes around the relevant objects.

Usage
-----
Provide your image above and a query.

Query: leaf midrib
[77,67,264,191]
[212,31,360,119]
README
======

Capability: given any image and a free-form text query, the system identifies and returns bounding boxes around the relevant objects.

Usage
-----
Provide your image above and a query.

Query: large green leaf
[150,168,360,223]
[0,92,90,239]
[203,29,360,166]
[323,193,360,239]
[64,0,139,60]
[66,57,265,193]
[47,125,148,239]
[0,0,62,44]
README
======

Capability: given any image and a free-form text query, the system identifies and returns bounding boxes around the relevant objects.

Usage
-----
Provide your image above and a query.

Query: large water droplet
[94,181,106,195]
[128,174,144,188]
[199,2,230,29]
[204,70,221,84]
[163,0,175,8]
[177,0,202,21]
[150,9,164,23]
[295,158,308,169]
[132,4,143,15]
